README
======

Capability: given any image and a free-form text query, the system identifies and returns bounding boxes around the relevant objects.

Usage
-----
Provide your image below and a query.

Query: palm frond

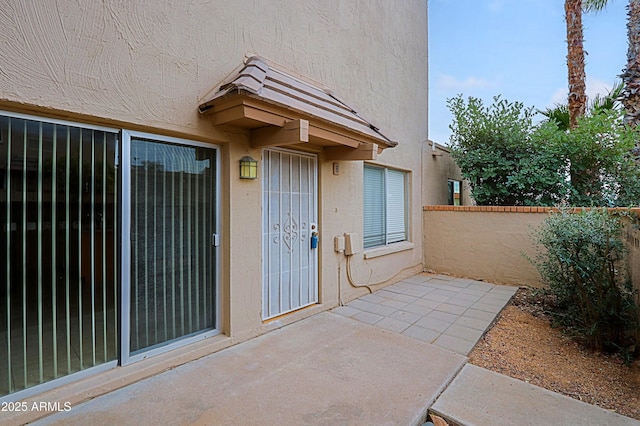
[539,104,570,131]
[583,0,609,13]
[590,80,623,113]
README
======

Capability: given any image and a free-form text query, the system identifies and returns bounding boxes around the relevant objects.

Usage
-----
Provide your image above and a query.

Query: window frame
[363,163,409,250]
[447,179,462,206]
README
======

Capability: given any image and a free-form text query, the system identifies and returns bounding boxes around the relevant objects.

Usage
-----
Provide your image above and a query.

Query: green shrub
[447,95,568,206]
[448,95,640,207]
[531,207,638,354]
[561,110,640,207]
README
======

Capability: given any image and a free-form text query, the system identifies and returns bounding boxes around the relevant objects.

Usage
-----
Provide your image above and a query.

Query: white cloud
[549,87,567,106]
[436,74,497,91]
[546,77,615,107]
[586,77,614,102]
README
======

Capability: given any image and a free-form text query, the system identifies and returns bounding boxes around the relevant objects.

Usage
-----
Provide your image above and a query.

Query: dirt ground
[469,288,640,421]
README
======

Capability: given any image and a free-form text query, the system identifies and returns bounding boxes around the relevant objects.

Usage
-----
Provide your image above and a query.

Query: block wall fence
[422,206,640,310]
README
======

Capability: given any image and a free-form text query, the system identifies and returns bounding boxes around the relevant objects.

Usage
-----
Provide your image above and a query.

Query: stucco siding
[0,0,427,144]
[0,0,429,357]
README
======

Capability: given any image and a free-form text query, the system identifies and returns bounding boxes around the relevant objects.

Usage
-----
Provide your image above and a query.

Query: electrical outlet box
[344,232,361,256]
[334,235,345,252]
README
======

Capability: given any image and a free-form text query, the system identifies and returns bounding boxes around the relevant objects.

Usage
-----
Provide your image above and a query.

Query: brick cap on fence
[423,205,640,215]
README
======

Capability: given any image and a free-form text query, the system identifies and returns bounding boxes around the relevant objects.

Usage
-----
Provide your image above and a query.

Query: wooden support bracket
[324,143,378,161]
[250,119,309,147]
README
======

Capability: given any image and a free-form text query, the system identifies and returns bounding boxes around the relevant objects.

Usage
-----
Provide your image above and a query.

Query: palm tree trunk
[622,1,640,136]
[566,0,587,129]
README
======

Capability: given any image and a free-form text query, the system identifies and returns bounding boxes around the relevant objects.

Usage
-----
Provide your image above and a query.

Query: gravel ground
[469,288,640,421]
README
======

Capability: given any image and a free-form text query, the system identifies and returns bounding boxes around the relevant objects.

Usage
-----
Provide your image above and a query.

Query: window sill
[363,241,415,259]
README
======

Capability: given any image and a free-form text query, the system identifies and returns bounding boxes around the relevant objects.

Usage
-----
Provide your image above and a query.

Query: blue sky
[429,0,629,145]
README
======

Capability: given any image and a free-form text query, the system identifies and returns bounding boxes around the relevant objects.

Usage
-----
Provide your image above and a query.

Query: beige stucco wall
[424,207,640,293]
[422,141,470,206]
[423,207,546,287]
[0,1,429,341]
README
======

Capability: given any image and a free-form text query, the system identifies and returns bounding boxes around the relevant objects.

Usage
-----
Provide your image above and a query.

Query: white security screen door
[262,149,318,319]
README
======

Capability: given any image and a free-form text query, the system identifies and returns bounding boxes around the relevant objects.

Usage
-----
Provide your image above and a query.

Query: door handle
[310,223,318,249]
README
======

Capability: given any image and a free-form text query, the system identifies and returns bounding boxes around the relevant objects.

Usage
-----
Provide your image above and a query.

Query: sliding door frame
[0,111,120,403]
[0,114,221,400]
[120,130,220,366]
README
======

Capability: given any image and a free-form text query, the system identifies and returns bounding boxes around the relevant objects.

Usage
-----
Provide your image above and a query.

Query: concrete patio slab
[335,273,518,356]
[11,272,633,426]
[432,334,477,355]
[431,364,640,426]
[35,312,466,426]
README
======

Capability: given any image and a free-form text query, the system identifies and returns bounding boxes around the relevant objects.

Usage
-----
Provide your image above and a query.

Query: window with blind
[363,164,408,249]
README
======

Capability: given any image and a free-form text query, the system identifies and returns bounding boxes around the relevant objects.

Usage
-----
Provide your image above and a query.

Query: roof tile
[199,56,397,148]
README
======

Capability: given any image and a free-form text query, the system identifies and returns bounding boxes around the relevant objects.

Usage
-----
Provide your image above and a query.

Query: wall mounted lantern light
[239,156,258,179]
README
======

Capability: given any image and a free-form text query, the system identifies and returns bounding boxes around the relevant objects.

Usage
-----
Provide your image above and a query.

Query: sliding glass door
[1,114,219,398]
[125,135,217,357]
[0,114,118,398]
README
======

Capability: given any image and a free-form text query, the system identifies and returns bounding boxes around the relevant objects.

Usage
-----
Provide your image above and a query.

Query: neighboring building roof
[199,56,397,156]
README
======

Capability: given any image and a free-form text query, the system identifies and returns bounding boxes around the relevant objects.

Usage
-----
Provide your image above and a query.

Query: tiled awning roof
[198,56,397,160]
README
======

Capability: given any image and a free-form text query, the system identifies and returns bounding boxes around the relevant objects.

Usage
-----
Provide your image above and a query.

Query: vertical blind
[129,139,216,354]
[0,114,118,397]
[363,164,407,248]
[0,115,220,396]
[363,165,386,248]
[386,169,407,243]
